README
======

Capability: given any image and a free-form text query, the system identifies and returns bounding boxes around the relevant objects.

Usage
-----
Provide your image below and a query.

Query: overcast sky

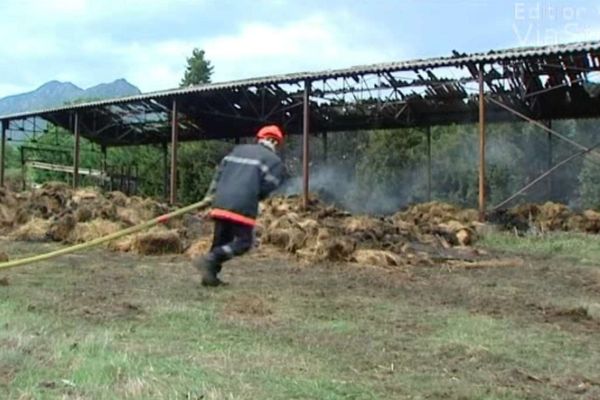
[0,0,598,97]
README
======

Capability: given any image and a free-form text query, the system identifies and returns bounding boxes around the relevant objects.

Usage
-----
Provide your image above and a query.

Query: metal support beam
[302,80,311,208]
[20,146,25,190]
[478,65,486,221]
[488,97,600,162]
[73,112,80,188]
[493,142,600,210]
[546,120,553,199]
[170,99,179,205]
[101,145,107,173]
[427,126,432,202]
[322,132,328,162]
[0,120,6,187]
[101,145,107,189]
[162,142,168,201]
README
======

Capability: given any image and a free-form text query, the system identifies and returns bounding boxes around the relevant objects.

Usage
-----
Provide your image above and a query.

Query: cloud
[0,83,31,97]
[2,11,400,95]
[73,13,402,92]
[14,0,176,22]
[202,14,402,82]
[0,0,208,95]
[45,0,88,14]
[0,2,402,97]
[5,1,596,100]
[76,38,197,92]
[128,14,400,91]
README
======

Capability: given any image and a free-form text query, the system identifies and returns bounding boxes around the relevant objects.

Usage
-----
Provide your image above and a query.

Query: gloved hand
[196,210,210,220]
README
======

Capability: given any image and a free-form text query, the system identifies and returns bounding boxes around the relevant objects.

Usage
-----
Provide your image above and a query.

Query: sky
[0,0,598,98]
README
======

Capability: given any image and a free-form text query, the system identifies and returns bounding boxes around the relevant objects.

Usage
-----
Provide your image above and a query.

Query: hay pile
[392,202,479,246]
[67,219,122,243]
[1,183,180,254]
[108,228,184,255]
[0,187,19,229]
[490,202,600,234]
[3,183,171,234]
[10,218,52,241]
[257,196,483,267]
[133,229,182,255]
[9,182,600,268]
[1,185,513,267]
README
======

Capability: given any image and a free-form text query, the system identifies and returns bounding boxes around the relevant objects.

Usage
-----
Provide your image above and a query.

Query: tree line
[3,50,600,211]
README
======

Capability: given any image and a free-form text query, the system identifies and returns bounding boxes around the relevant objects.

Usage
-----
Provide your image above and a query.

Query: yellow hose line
[0,198,211,271]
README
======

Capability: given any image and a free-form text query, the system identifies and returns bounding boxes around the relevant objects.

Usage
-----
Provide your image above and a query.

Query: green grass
[1,297,380,399]
[428,312,593,372]
[0,267,386,399]
[481,231,600,264]
[1,240,600,399]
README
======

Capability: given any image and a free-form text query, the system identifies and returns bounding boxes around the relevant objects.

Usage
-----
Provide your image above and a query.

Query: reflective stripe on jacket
[208,143,284,225]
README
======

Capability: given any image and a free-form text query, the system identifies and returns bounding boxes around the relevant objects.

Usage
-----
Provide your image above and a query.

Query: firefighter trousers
[209,218,254,264]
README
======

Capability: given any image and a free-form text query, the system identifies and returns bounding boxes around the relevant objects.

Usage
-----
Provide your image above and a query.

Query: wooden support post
[478,65,486,221]
[0,120,6,187]
[547,120,553,199]
[73,112,80,188]
[302,80,311,208]
[170,99,179,205]
[427,126,432,202]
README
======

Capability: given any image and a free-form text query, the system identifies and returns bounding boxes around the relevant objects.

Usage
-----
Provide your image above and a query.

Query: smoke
[464,120,600,210]
[277,163,429,215]
[276,120,600,214]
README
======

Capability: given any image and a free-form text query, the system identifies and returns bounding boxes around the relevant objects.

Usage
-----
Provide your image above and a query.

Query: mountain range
[0,79,141,116]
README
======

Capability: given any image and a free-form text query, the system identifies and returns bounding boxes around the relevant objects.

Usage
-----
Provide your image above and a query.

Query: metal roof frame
[0,40,598,147]
[2,40,600,209]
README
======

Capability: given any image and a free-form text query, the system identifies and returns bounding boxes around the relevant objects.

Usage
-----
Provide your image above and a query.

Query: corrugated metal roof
[2,40,599,121]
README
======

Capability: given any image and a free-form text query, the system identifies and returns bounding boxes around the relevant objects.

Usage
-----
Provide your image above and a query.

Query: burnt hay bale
[133,230,183,255]
[47,214,77,242]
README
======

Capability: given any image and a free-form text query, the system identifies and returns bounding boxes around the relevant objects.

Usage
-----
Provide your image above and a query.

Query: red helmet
[256,125,284,145]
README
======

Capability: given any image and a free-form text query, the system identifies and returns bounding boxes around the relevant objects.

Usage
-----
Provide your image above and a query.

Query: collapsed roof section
[1,40,599,147]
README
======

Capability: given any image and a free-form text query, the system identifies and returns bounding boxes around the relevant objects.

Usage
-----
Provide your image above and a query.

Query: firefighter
[193,125,286,286]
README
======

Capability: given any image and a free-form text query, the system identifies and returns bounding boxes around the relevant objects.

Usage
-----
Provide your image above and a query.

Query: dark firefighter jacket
[206,143,285,226]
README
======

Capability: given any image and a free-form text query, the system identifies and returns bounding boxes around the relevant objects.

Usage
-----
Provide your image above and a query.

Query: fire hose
[0,198,212,271]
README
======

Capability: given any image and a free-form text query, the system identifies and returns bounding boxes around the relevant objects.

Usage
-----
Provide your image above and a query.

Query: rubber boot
[193,255,223,287]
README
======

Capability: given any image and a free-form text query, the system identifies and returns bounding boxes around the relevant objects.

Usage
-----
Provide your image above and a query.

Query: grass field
[1,233,600,399]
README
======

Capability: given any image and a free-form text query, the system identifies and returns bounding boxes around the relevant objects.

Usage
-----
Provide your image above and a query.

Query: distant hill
[0,78,141,116]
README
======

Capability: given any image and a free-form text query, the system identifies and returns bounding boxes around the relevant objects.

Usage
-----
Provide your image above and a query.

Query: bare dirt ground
[1,238,600,399]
